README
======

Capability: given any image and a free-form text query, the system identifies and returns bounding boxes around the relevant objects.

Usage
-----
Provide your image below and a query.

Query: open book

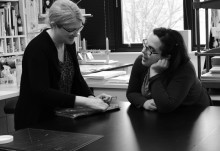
[55,104,120,119]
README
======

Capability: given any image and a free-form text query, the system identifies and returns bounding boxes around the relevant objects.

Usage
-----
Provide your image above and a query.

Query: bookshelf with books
[0,0,27,56]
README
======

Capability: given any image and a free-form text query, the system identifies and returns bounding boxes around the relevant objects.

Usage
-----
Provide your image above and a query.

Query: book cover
[0,7,6,36]
[55,103,120,119]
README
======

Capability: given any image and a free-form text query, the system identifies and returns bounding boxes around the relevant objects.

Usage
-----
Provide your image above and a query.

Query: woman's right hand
[86,97,109,111]
[150,58,169,78]
[75,96,109,111]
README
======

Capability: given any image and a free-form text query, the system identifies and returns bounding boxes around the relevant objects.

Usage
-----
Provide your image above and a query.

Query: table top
[34,102,220,151]
[80,63,133,75]
[0,84,19,100]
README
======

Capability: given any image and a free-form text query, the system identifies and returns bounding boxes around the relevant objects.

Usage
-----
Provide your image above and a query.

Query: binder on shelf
[0,7,6,36]
[11,6,17,36]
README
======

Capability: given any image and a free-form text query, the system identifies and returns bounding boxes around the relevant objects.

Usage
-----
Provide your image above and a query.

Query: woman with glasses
[15,0,111,130]
[126,27,211,112]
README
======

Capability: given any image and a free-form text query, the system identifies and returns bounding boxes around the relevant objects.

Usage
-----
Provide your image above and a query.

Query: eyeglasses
[62,25,84,33]
[142,39,159,56]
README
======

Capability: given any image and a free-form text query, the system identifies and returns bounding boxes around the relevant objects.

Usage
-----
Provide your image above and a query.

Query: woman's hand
[86,97,109,111]
[75,96,109,111]
[143,99,157,111]
[150,58,169,77]
[96,93,112,104]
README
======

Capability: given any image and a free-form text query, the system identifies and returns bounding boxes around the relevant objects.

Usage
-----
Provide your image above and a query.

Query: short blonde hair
[48,0,85,28]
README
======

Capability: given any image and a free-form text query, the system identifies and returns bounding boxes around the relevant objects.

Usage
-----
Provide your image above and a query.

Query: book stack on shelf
[201,56,220,81]
[0,0,27,56]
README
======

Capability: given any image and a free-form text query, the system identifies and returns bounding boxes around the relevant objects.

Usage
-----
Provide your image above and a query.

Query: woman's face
[141,34,162,67]
[55,21,83,45]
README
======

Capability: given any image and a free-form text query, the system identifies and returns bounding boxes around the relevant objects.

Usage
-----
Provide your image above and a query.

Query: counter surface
[0,84,19,100]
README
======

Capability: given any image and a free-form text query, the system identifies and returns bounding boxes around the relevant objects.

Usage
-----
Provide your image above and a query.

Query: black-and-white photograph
[42,0,55,14]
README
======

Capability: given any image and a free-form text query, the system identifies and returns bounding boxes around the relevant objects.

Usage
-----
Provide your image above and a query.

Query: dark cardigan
[15,29,93,130]
[126,55,211,113]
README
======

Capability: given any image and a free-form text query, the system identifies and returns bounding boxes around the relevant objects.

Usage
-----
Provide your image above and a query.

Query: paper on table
[201,72,220,80]
[83,71,126,80]
[210,67,220,73]
[80,60,118,65]
[108,74,130,84]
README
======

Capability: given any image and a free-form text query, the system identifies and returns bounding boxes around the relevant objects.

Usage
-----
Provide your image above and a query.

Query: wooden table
[31,101,220,151]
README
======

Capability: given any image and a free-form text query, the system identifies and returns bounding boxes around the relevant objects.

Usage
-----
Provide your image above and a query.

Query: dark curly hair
[153,27,190,75]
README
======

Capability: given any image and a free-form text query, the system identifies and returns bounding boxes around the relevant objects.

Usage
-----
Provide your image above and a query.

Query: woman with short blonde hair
[15,0,111,130]
[48,0,85,29]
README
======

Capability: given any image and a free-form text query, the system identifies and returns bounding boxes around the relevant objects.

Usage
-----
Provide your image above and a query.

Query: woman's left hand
[150,58,169,77]
[96,93,112,104]
[143,99,157,111]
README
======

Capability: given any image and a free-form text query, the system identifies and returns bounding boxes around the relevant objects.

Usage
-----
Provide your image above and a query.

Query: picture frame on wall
[39,0,55,17]
[42,0,55,14]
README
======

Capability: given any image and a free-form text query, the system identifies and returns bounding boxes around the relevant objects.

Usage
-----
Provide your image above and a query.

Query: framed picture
[43,0,55,14]
[39,0,55,17]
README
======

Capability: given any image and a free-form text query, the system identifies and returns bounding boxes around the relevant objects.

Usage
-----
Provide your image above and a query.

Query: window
[121,0,184,44]
[198,9,211,45]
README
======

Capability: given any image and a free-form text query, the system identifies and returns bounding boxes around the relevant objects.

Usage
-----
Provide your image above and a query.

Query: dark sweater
[126,55,211,113]
[15,29,93,130]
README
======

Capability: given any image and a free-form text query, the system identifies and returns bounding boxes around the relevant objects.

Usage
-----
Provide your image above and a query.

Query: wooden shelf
[0,51,23,56]
[0,0,27,56]
[202,80,220,88]
[195,48,220,56]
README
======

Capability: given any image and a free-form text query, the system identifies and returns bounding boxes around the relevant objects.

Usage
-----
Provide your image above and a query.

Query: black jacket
[15,29,93,130]
[127,55,211,113]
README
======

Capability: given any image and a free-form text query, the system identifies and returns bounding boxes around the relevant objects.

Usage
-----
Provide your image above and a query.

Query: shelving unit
[0,0,27,56]
[193,0,220,83]
[193,0,220,104]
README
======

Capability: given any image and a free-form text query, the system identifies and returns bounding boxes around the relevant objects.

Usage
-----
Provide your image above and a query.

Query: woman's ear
[50,22,56,28]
